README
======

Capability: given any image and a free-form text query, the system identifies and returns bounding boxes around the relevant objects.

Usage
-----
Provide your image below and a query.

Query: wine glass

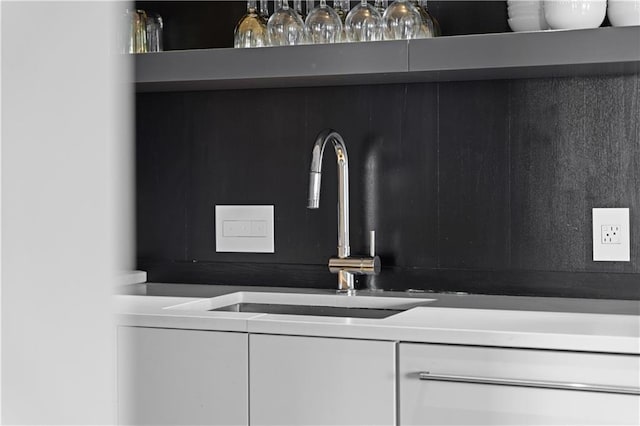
[345,0,383,42]
[267,0,306,46]
[374,0,389,15]
[259,0,270,20]
[305,0,343,44]
[382,0,422,40]
[294,0,305,20]
[234,0,268,48]
[412,0,437,38]
[420,0,441,36]
[146,12,164,52]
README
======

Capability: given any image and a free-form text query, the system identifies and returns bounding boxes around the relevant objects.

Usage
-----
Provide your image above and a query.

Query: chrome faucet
[307,129,380,294]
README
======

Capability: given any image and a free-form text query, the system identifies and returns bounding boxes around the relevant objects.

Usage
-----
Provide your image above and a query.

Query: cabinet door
[399,343,640,425]
[250,334,396,426]
[118,326,248,426]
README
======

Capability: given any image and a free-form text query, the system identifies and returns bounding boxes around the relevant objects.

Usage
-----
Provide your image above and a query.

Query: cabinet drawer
[399,343,640,425]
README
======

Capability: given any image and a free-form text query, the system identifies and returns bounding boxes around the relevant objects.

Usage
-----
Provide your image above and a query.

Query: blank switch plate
[592,208,630,262]
[216,205,274,253]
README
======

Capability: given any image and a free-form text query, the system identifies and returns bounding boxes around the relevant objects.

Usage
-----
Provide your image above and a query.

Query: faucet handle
[370,230,376,257]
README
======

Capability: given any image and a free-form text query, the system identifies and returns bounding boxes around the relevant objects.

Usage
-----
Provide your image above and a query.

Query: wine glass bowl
[267,2,307,46]
[345,1,384,42]
[305,1,343,44]
[382,0,422,40]
[234,4,268,48]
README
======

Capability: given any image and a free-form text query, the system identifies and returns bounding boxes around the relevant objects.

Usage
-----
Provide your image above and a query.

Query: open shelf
[135,26,640,92]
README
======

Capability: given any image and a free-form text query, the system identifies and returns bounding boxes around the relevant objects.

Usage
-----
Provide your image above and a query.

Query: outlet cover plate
[592,208,630,262]
[215,205,274,253]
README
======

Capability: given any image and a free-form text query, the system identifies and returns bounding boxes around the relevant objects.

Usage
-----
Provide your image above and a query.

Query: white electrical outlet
[601,225,621,244]
[215,205,274,253]
[592,208,630,261]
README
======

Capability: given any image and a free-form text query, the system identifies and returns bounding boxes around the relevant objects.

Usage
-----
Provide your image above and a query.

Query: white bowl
[607,0,640,26]
[508,6,543,18]
[507,0,541,7]
[508,14,550,31]
[508,6,545,19]
[508,3,542,11]
[508,2,542,12]
[543,0,606,29]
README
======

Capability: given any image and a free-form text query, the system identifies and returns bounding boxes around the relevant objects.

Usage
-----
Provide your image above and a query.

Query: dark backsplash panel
[136,74,640,299]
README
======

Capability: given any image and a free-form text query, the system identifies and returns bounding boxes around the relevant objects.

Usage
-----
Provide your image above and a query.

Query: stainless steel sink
[210,302,404,319]
[165,291,435,319]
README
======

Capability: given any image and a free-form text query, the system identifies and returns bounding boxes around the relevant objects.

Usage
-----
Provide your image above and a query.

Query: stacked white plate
[507,0,550,31]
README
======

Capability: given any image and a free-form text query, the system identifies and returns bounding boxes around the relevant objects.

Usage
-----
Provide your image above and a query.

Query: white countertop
[115,289,640,355]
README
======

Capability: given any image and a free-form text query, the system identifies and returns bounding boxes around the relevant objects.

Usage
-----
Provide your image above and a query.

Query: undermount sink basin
[165,291,435,319]
[211,302,404,319]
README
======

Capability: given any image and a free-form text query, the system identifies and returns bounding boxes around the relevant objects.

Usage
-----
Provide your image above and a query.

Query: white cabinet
[117,326,248,426]
[249,334,396,426]
[399,343,640,425]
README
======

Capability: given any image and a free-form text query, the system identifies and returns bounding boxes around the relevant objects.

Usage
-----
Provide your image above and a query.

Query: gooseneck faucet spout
[308,129,351,259]
[308,129,380,293]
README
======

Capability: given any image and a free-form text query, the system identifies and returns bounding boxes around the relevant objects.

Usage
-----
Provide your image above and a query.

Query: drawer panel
[399,343,640,425]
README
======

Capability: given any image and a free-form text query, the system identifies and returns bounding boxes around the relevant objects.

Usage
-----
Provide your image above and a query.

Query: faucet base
[337,270,355,294]
[336,288,357,296]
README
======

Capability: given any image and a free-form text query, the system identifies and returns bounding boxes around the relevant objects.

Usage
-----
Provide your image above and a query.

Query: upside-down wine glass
[234,0,268,48]
[345,0,383,42]
[412,0,435,37]
[333,0,349,41]
[382,0,422,39]
[374,0,389,15]
[305,0,343,43]
[420,0,440,36]
[260,0,270,19]
[267,0,306,46]
[294,0,305,19]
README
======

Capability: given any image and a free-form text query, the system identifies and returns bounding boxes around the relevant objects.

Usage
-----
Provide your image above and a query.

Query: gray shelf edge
[135,27,640,92]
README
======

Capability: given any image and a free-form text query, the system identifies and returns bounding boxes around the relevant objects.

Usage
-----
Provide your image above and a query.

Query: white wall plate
[592,208,630,262]
[215,205,274,253]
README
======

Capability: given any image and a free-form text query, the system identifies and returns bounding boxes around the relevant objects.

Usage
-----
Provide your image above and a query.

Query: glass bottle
[234,0,268,48]
[382,0,421,40]
[305,0,343,43]
[345,0,383,42]
[267,0,306,46]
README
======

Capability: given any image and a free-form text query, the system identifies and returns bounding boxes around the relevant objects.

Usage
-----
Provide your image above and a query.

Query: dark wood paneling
[139,260,640,300]
[510,75,640,274]
[135,1,245,50]
[428,1,509,36]
[136,75,640,299]
[438,80,511,270]
[582,74,640,272]
[510,77,588,271]
[136,92,190,261]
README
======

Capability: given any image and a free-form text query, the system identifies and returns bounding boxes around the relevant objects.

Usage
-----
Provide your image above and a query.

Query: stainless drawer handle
[418,372,640,395]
